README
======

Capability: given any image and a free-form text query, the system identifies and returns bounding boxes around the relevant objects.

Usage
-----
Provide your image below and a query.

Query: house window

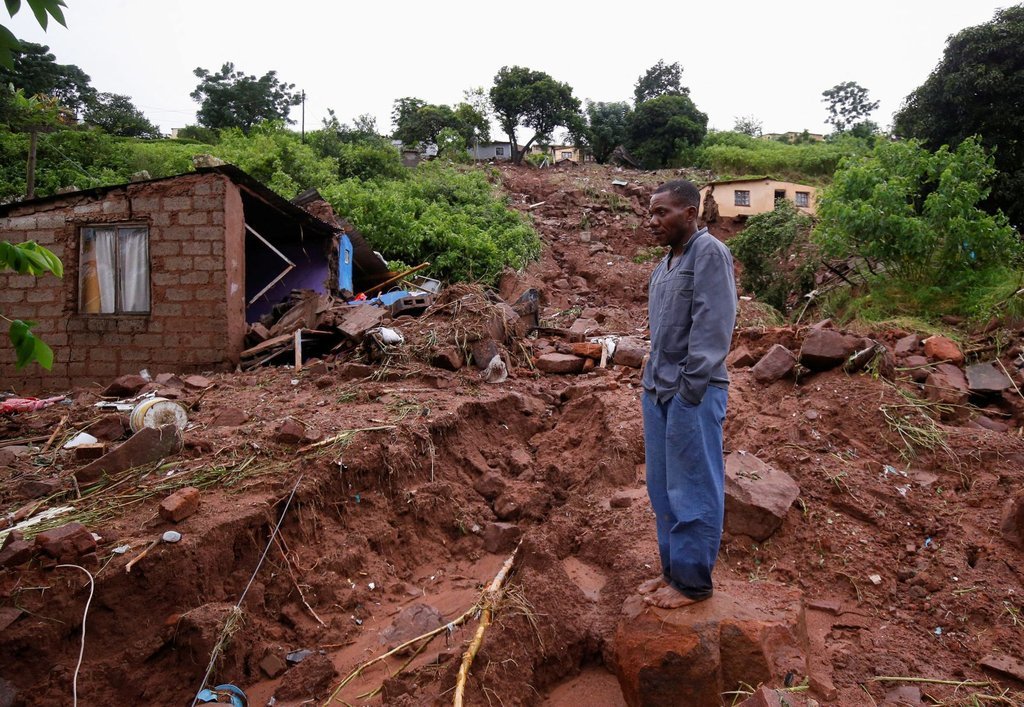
[79,225,150,314]
[795,191,810,207]
[561,151,573,159]
[734,190,751,207]
[495,146,505,156]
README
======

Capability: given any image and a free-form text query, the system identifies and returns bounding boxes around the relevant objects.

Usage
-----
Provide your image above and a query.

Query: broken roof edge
[0,164,338,238]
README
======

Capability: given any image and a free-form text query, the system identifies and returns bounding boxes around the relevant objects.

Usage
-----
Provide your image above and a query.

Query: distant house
[699,177,817,219]
[528,144,584,164]
[0,165,389,391]
[760,131,826,143]
[468,142,513,161]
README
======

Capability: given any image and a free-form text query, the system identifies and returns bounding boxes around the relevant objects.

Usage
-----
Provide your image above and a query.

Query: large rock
[893,334,920,356]
[725,452,800,541]
[535,353,586,375]
[159,487,201,523]
[965,361,1013,395]
[752,345,796,384]
[102,374,149,398]
[799,328,860,370]
[379,603,445,650]
[613,579,806,707]
[924,364,969,409]
[613,337,647,368]
[34,522,96,561]
[75,425,183,483]
[923,335,964,365]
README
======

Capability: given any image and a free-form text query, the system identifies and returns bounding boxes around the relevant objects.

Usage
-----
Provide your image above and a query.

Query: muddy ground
[2,162,1024,706]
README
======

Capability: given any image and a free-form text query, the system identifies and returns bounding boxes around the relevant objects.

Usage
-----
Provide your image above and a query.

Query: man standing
[639,179,737,609]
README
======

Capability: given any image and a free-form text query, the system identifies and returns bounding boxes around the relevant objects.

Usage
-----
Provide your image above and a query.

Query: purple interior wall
[245,237,331,322]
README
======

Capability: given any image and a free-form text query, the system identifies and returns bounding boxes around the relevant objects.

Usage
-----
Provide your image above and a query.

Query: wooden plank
[294,328,303,372]
[241,333,293,358]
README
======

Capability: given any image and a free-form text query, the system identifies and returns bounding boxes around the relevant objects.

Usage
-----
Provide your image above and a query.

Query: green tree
[583,100,631,163]
[83,92,160,138]
[392,96,488,149]
[893,5,1024,228]
[489,65,581,164]
[626,94,707,168]
[815,137,1020,284]
[0,0,66,69]
[190,62,302,133]
[821,81,878,133]
[634,59,686,104]
[733,114,762,137]
[0,40,93,120]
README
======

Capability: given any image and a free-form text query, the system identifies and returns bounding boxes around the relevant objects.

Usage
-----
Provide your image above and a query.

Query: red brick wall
[0,173,245,393]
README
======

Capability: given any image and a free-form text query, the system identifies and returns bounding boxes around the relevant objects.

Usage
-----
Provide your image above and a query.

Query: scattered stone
[0,606,22,632]
[470,339,500,370]
[0,538,33,568]
[88,415,127,442]
[724,452,800,541]
[482,522,521,553]
[975,415,1009,433]
[275,653,338,701]
[799,328,861,370]
[535,353,586,375]
[0,677,15,707]
[903,355,931,382]
[727,346,756,368]
[609,491,634,509]
[737,686,793,707]
[182,374,213,389]
[1000,493,1024,548]
[379,603,445,650]
[570,342,604,360]
[209,407,249,427]
[924,365,969,409]
[612,337,647,368]
[923,335,964,365]
[34,522,97,561]
[894,334,920,356]
[154,372,185,388]
[274,419,321,445]
[752,345,796,384]
[473,472,507,500]
[74,443,108,462]
[980,654,1024,683]
[260,653,287,679]
[965,362,1013,395]
[76,425,183,483]
[159,487,201,523]
[335,362,376,380]
[569,318,600,338]
[286,649,312,664]
[303,359,328,377]
[17,477,61,499]
[430,346,464,371]
[493,493,521,520]
[102,374,149,397]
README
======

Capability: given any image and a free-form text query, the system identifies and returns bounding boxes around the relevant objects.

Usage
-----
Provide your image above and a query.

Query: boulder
[752,345,796,384]
[924,365,969,409]
[727,346,756,368]
[102,374,149,398]
[570,342,604,360]
[430,346,464,371]
[0,538,33,568]
[893,334,920,356]
[612,338,647,368]
[569,318,600,338]
[799,328,860,370]
[725,452,800,541]
[923,335,964,365]
[34,522,96,561]
[470,339,500,369]
[259,653,287,679]
[613,579,805,707]
[965,361,1013,395]
[88,414,128,441]
[209,407,249,427]
[903,355,931,383]
[380,603,446,650]
[274,418,321,445]
[482,522,521,553]
[473,472,507,500]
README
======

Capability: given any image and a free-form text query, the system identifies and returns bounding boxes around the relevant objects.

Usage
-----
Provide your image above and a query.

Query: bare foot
[643,585,711,609]
[637,577,667,595]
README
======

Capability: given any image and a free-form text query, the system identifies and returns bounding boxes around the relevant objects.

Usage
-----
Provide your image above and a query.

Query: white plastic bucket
[129,397,187,433]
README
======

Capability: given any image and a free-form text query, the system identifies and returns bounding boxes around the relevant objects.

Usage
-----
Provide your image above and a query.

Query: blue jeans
[642,387,728,599]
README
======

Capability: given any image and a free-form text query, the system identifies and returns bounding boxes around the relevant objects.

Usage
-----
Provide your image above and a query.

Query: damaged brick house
[0,165,387,392]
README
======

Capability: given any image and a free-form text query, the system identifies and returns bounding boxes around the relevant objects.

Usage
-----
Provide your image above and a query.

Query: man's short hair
[654,180,701,209]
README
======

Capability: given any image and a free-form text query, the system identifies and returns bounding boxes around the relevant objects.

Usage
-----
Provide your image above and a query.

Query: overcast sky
[6,1,1015,139]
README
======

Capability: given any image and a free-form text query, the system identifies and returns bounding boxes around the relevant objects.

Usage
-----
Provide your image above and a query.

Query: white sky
[6,0,1014,139]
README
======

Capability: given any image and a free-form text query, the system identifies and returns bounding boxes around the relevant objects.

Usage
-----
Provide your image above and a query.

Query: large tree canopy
[190,62,302,133]
[893,5,1024,227]
[582,100,632,164]
[83,92,159,138]
[633,59,687,105]
[821,81,878,133]
[626,93,707,168]
[490,65,580,164]
[391,97,488,148]
[0,41,93,119]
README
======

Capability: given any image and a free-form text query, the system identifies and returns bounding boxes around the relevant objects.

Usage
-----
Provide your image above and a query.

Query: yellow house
[528,144,583,163]
[699,177,817,219]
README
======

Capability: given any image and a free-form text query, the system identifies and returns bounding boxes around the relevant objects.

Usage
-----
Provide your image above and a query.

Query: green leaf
[33,336,53,369]
[5,1,21,16]
[27,0,48,29]
[8,320,51,369]
[9,319,31,347]
[0,24,19,69]
[43,0,66,27]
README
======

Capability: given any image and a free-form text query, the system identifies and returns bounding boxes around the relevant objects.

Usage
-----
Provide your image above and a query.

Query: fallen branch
[41,415,69,454]
[869,676,992,687]
[454,542,521,707]
[298,426,397,453]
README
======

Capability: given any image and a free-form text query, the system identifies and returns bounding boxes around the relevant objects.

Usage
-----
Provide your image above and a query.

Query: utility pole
[301,91,306,143]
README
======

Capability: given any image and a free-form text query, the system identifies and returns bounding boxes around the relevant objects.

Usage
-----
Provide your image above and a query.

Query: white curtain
[80,227,116,313]
[118,227,149,312]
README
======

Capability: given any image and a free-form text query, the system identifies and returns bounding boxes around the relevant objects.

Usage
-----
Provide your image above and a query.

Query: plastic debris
[368,582,376,590]
[112,544,131,554]
[286,649,312,665]
[162,530,182,543]
[195,683,248,706]
[1,396,66,414]
[481,355,508,384]
[368,326,404,346]
[934,627,942,636]
[63,432,99,449]
[869,574,882,585]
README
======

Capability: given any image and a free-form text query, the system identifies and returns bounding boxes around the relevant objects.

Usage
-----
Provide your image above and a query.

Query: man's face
[648,191,697,249]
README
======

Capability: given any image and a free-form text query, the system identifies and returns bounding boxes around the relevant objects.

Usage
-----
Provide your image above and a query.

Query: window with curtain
[79,225,150,314]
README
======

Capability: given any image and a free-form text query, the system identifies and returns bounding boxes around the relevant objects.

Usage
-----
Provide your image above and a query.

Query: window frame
[494,146,505,156]
[795,191,810,208]
[78,223,152,316]
[734,190,751,207]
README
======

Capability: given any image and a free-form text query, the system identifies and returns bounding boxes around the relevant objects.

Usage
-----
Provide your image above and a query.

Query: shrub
[698,131,862,182]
